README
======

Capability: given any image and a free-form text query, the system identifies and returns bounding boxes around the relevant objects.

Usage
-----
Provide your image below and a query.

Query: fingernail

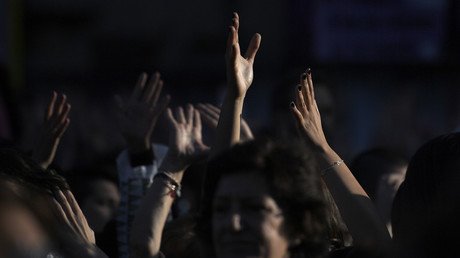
[297,86,302,91]
[302,73,307,80]
[306,68,312,75]
[290,102,295,108]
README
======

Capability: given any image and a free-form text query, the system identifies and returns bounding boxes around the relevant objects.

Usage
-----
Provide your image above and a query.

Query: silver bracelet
[321,159,344,176]
[154,171,181,198]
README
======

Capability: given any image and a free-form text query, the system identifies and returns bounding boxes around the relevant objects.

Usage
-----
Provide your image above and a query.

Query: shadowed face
[212,172,290,258]
[81,179,120,233]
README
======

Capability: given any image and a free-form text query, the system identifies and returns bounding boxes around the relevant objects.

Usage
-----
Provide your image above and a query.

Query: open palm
[226,12,261,98]
[165,105,209,170]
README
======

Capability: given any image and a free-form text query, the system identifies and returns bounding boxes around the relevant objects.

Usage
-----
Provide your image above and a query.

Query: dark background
[1,0,460,169]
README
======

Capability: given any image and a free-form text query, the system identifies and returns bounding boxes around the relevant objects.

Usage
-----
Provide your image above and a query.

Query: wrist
[315,146,342,170]
[159,152,187,180]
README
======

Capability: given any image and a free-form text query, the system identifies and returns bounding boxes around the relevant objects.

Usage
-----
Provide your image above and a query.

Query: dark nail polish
[302,73,307,80]
[290,102,295,107]
[306,68,312,75]
[297,86,302,91]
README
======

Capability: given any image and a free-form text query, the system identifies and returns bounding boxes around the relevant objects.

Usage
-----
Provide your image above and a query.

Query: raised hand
[32,92,71,169]
[50,190,108,258]
[162,105,209,172]
[289,69,392,246]
[290,69,330,153]
[197,103,254,141]
[115,72,170,154]
[226,12,261,99]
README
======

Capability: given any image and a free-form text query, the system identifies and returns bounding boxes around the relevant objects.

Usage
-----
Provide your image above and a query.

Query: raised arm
[210,13,261,157]
[130,105,208,258]
[290,70,391,248]
[32,92,70,169]
[115,72,170,159]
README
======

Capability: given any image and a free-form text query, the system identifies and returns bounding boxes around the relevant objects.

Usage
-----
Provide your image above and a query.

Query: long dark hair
[392,133,460,257]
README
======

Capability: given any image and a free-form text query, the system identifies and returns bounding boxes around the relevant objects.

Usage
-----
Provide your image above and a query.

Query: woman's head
[0,148,72,256]
[200,138,328,258]
[0,148,69,195]
[392,133,460,256]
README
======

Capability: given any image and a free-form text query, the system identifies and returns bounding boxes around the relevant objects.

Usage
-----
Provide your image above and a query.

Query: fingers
[193,109,202,131]
[197,104,220,129]
[151,79,164,106]
[306,68,314,100]
[152,94,171,116]
[64,190,92,233]
[226,13,241,61]
[130,72,147,102]
[46,92,71,137]
[186,104,194,127]
[55,190,79,230]
[56,94,67,115]
[205,103,221,114]
[290,102,304,126]
[245,33,261,62]
[197,103,220,119]
[300,68,315,111]
[226,27,240,62]
[295,85,308,117]
[51,197,71,226]
[232,12,239,42]
[56,103,71,125]
[142,72,161,103]
[46,91,57,120]
[55,118,70,139]
[176,107,186,124]
[166,108,177,127]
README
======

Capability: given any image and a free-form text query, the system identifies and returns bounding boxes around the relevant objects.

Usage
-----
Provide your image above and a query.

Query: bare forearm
[210,94,244,158]
[318,147,391,247]
[130,159,184,258]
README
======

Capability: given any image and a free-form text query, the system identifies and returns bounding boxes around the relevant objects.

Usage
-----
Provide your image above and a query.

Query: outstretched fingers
[306,68,315,101]
[226,13,241,62]
[295,85,308,117]
[186,104,194,128]
[165,108,177,127]
[130,72,148,102]
[46,91,58,120]
[193,109,202,132]
[142,72,161,103]
[245,33,261,62]
[197,104,219,128]
[290,102,304,126]
[176,107,186,124]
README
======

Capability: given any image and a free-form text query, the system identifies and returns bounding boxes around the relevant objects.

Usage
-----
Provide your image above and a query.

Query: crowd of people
[0,12,458,258]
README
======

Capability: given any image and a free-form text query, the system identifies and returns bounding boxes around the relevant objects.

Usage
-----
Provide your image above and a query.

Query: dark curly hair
[0,148,69,195]
[198,138,329,258]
